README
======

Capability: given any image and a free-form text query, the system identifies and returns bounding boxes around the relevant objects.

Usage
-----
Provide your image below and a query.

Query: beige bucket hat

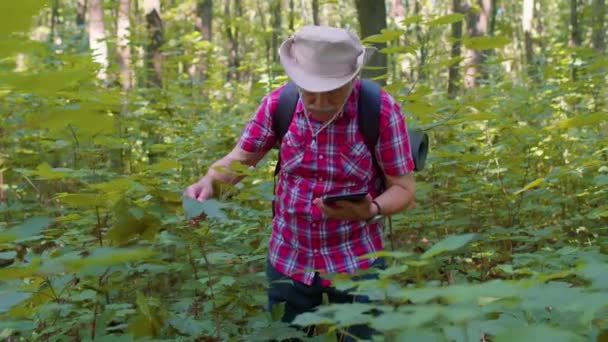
[279,25,376,92]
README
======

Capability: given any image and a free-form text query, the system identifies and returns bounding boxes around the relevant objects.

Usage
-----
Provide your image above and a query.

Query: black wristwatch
[366,200,383,224]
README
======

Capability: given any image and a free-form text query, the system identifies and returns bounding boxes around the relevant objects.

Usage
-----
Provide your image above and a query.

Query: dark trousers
[266,258,385,341]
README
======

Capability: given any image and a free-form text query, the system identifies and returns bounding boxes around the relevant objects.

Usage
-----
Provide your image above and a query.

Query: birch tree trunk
[464,0,492,88]
[522,0,534,67]
[117,0,133,90]
[88,0,108,82]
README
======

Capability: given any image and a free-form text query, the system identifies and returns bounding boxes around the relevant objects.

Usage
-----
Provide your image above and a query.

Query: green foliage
[0,0,607,341]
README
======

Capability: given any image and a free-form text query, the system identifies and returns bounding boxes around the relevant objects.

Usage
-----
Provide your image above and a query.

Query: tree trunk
[196,0,213,40]
[117,0,133,90]
[144,0,164,87]
[414,0,428,81]
[390,0,406,17]
[448,0,463,99]
[464,0,492,88]
[50,0,60,44]
[569,0,581,48]
[522,0,534,67]
[354,0,388,84]
[88,0,108,82]
[271,0,282,65]
[289,0,295,32]
[489,0,497,36]
[312,0,320,25]
[195,0,213,82]
[225,0,241,82]
[77,0,87,27]
[570,0,580,82]
[592,0,606,53]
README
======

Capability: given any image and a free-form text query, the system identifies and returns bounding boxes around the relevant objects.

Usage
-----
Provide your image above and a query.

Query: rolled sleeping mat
[407,129,429,172]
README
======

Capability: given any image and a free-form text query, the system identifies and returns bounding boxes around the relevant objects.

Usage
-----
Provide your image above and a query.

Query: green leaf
[106,198,161,244]
[403,101,438,116]
[0,291,32,313]
[168,315,213,336]
[71,290,98,302]
[63,247,156,270]
[463,35,511,50]
[147,158,179,173]
[514,178,545,195]
[3,69,90,97]
[0,0,47,34]
[28,163,73,180]
[182,197,227,220]
[494,325,585,342]
[421,233,477,259]
[553,112,607,129]
[0,319,35,333]
[576,263,608,289]
[427,13,465,26]
[38,106,115,136]
[291,312,332,327]
[360,250,412,259]
[361,29,405,44]
[396,330,442,342]
[0,216,52,243]
[0,251,16,259]
[55,193,108,208]
[401,15,423,25]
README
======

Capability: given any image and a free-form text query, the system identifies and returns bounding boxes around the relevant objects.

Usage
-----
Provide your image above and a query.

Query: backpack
[271,79,428,183]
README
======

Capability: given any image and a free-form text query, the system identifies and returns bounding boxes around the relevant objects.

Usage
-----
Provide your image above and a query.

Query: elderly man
[184,25,416,340]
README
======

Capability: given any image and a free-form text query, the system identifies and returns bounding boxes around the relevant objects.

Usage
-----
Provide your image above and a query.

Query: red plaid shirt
[238,79,415,285]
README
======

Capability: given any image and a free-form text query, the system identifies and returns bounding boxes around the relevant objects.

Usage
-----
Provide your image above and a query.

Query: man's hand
[183,178,214,224]
[313,194,377,221]
[184,177,214,202]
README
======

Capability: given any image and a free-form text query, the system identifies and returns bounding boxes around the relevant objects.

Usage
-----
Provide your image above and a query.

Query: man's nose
[312,93,329,108]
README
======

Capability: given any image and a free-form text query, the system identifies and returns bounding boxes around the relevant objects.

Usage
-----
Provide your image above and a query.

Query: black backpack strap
[357,79,384,187]
[272,81,299,176]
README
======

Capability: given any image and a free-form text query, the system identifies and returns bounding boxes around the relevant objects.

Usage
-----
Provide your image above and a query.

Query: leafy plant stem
[199,240,222,340]
[91,302,98,340]
[95,206,103,246]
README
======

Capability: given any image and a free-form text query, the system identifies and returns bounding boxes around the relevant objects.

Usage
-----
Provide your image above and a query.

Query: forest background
[0,0,607,341]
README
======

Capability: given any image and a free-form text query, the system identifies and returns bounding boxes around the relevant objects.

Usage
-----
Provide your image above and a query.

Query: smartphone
[322,191,368,205]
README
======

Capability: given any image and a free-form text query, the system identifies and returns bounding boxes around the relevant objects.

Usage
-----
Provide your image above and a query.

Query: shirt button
[319,155,324,159]
[313,249,319,254]
[318,177,323,181]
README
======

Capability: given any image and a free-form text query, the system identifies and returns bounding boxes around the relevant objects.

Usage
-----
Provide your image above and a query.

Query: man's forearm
[201,146,265,186]
[373,174,416,216]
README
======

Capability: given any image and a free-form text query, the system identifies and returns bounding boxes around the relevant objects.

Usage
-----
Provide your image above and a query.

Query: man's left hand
[313,195,376,221]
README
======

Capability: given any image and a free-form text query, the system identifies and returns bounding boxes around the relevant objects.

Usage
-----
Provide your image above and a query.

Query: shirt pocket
[338,140,373,185]
[279,130,306,174]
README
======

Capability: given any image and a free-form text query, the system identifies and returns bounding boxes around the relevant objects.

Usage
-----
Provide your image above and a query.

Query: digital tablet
[322,192,368,204]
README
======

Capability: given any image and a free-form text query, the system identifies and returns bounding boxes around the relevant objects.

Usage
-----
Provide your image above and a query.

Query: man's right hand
[184,178,214,202]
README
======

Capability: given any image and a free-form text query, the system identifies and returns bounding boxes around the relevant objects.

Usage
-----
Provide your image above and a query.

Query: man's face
[299,80,354,120]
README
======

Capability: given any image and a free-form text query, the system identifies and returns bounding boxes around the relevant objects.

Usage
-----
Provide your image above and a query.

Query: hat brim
[279,37,376,92]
